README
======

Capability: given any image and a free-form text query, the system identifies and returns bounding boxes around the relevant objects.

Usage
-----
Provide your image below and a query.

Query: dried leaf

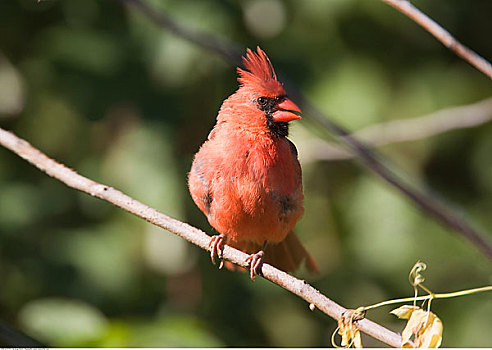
[390,305,418,319]
[392,306,442,348]
[419,313,442,348]
[336,310,364,348]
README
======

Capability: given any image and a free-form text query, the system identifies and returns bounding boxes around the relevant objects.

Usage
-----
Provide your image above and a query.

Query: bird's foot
[244,250,264,281]
[209,234,225,269]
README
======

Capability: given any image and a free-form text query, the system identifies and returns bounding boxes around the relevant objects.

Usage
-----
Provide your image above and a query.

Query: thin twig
[117,0,243,65]
[114,0,492,262]
[364,285,492,311]
[0,127,402,347]
[301,97,492,161]
[380,0,492,80]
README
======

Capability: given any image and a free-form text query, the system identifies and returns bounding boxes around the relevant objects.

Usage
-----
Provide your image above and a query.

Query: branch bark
[0,127,403,347]
[380,0,492,80]
[301,97,492,161]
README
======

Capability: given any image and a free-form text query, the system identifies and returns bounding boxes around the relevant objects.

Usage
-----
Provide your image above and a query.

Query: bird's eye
[257,96,267,106]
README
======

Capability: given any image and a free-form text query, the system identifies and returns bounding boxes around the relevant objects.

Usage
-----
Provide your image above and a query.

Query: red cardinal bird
[188,47,318,279]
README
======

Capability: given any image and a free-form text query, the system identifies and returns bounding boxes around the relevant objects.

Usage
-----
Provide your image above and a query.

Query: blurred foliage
[1,0,491,347]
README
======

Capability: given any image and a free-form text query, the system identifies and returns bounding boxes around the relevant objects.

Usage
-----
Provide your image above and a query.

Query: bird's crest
[237,47,283,93]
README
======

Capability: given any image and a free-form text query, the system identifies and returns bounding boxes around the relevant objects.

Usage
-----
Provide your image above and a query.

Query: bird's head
[220,47,302,138]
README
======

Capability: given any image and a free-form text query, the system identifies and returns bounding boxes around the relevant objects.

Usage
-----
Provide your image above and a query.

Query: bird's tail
[224,231,319,273]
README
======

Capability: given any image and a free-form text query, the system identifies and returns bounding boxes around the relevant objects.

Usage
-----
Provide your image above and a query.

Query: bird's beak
[272,98,302,122]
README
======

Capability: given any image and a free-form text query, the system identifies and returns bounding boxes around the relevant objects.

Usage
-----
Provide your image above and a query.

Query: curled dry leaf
[391,305,443,348]
[390,305,418,319]
[335,309,365,348]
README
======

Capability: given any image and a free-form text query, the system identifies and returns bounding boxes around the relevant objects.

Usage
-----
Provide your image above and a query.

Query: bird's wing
[188,152,213,217]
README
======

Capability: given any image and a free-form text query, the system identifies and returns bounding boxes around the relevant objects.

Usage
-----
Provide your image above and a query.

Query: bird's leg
[244,241,267,281]
[209,234,225,269]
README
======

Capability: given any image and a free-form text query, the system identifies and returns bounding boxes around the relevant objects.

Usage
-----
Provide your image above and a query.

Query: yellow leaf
[394,306,442,348]
[336,310,364,348]
[390,305,418,319]
[419,314,442,348]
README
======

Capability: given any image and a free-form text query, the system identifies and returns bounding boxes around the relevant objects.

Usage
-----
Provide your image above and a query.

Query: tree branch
[114,0,492,262]
[117,0,243,66]
[380,0,492,80]
[301,97,492,161]
[0,127,403,347]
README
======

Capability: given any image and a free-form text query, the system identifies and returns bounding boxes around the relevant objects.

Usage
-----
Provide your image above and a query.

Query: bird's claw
[245,250,264,281]
[209,234,225,268]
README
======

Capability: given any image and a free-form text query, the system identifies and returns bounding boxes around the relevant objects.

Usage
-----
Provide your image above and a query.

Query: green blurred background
[1,0,491,347]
